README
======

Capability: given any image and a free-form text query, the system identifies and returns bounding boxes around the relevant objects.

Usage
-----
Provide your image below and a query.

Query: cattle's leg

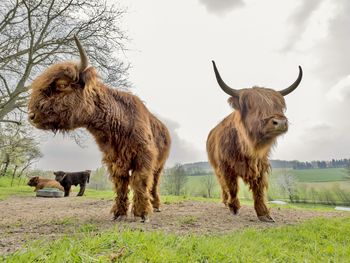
[225,174,241,215]
[64,185,71,197]
[110,173,130,221]
[214,168,229,205]
[150,166,163,212]
[77,183,86,196]
[249,173,275,222]
[130,168,153,223]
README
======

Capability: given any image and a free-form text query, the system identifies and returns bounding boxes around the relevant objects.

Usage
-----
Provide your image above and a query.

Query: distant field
[2,167,349,203]
[300,181,350,191]
[182,168,350,203]
[183,175,256,200]
[183,174,221,197]
[188,168,347,185]
[271,168,347,182]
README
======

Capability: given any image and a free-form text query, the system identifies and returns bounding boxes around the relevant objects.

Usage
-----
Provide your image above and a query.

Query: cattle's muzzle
[271,118,288,131]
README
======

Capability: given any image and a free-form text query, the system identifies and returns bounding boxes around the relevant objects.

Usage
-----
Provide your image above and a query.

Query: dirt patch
[0,196,346,255]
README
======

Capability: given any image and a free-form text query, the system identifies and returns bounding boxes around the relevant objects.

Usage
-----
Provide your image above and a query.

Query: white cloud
[198,0,244,15]
[326,75,350,102]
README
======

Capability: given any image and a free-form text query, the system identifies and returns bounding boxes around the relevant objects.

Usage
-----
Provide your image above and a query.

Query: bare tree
[203,173,216,198]
[0,0,129,123]
[89,166,111,190]
[163,163,187,196]
[0,118,42,177]
[276,169,299,203]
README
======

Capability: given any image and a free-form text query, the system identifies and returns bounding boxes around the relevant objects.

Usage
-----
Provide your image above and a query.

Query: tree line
[290,159,350,170]
[181,159,350,175]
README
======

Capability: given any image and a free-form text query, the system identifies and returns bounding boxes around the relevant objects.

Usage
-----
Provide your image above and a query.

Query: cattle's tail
[86,170,91,183]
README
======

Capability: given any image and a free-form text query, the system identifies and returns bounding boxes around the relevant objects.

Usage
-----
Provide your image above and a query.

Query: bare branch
[0,0,129,122]
[0,74,11,95]
[0,119,21,125]
[0,0,20,32]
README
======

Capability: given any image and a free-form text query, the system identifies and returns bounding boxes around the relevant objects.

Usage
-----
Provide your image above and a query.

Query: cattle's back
[149,114,171,164]
[112,88,171,155]
[37,178,64,191]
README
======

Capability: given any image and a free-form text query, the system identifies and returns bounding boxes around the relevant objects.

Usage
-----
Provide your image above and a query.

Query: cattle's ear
[78,67,97,89]
[227,96,240,110]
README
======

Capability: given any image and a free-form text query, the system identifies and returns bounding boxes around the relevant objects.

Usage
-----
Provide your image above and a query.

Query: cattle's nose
[272,118,287,130]
[28,112,35,121]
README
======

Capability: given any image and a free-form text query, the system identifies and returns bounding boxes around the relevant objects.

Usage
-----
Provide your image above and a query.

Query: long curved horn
[279,66,303,96]
[74,35,89,71]
[212,61,239,98]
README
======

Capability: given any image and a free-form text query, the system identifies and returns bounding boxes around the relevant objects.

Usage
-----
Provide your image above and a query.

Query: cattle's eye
[55,79,72,92]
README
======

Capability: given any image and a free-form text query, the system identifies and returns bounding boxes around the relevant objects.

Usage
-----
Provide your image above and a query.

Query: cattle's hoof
[258,215,275,223]
[231,209,240,216]
[112,215,127,222]
[140,215,150,223]
[153,208,161,212]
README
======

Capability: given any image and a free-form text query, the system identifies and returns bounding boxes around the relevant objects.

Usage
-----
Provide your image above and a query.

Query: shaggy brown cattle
[207,61,302,222]
[28,36,171,222]
[27,176,64,192]
[54,170,91,197]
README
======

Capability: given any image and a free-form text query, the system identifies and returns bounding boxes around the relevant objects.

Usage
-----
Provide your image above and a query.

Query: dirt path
[0,196,346,255]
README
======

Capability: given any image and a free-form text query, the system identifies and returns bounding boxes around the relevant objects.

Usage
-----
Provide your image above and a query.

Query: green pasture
[2,167,350,205]
[300,181,350,191]
[185,168,348,193]
[0,176,33,200]
[1,174,349,262]
[3,217,350,263]
[1,175,339,211]
[271,168,347,182]
[183,168,350,204]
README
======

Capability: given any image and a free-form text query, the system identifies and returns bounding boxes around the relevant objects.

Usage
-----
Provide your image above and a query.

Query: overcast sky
[35,0,350,171]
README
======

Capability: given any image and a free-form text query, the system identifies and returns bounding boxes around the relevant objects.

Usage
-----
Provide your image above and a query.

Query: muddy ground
[0,196,346,255]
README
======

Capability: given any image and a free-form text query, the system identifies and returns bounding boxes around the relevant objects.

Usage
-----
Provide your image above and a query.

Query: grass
[272,168,347,182]
[3,217,350,262]
[83,188,115,199]
[1,174,348,262]
[184,174,221,197]
[268,201,338,212]
[178,216,198,225]
[0,176,33,200]
[50,217,76,226]
[301,181,350,191]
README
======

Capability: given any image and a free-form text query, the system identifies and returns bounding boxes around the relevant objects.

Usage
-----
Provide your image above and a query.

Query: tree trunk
[0,153,10,176]
[10,165,18,186]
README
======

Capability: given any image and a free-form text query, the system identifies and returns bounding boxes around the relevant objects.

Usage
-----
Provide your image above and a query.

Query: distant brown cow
[27,176,64,192]
[207,61,302,222]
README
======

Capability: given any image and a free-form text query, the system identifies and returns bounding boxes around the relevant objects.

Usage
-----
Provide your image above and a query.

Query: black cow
[54,170,91,197]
